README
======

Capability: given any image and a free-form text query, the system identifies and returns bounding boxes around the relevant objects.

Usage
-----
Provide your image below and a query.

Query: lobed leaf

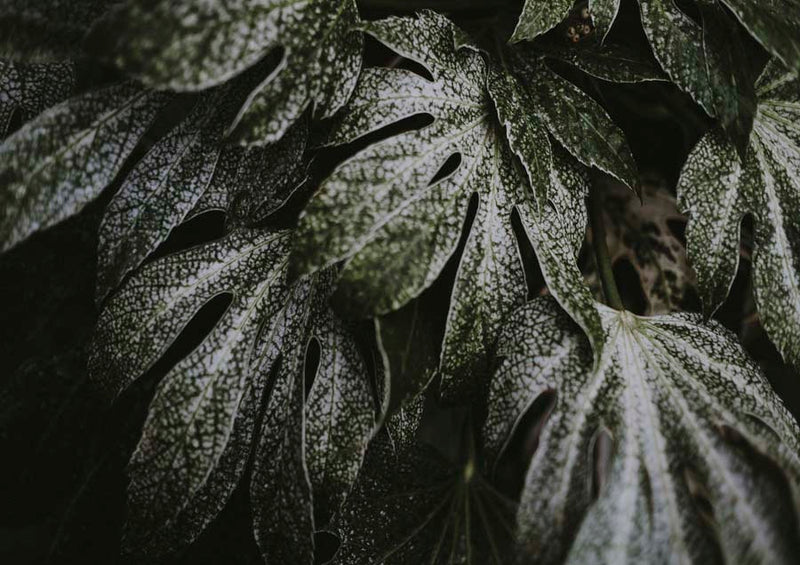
[293,11,603,399]
[89,230,374,562]
[678,60,800,369]
[485,297,800,564]
[101,0,362,145]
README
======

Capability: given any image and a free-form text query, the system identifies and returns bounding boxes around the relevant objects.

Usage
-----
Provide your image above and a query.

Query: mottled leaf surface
[511,0,574,42]
[331,397,516,564]
[96,79,308,300]
[0,82,167,252]
[103,0,362,144]
[485,297,800,564]
[719,0,800,72]
[587,180,696,315]
[294,11,601,398]
[0,59,75,138]
[678,61,800,368]
[536,42,667,84]
[89,230,373,561]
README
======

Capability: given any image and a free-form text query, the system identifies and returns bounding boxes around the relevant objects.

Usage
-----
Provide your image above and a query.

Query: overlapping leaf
[678,60,800,369]
[485,296,800,564]
[88,229,374,562]
[0,82,168,252]
[293,11,607,398]
[331,397,516,564]
[95,73,308,301]
[0,59,75,138]
[101,0,362,145]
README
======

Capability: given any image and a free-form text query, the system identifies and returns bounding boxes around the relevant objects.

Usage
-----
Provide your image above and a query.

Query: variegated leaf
[511,0,574,42]
[88,230,373,562]
[678,60,800,369]
[0,59,75,138]
[293,11,602,399]
[95,76,308,301]
[101,0,362,145]
[485,296,800,564]
[0,82,168,252]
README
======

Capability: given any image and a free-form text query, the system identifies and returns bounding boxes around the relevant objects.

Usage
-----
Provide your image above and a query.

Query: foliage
[1,0,800,563]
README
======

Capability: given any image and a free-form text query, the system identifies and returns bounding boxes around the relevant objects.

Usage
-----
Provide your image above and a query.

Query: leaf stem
[589,183,624,310]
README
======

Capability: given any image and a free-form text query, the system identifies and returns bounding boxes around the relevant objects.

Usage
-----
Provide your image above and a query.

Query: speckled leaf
[536,42,668,83]
[587,179,696,315]
[505,51,638,190]
[95,80,308,301]
[88,230,373,560]
[293,11,600,399]
[589,0,621,41]
[0,82,167,252]
[331,397,516,564]
[678,61,800,368]
[0,0,111,61]
[511,0,574,42]
[485,296,800,564]
[0,59,75,138]
[516,148,606,363]
[637,0,757,144]
[719,0,800,73]
[103,0,362,145]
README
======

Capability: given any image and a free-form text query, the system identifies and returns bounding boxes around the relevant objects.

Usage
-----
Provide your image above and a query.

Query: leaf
[293,11,602,398]
[331,397,516,564]
[501,49,639,191]
[536,42,668,84]
[678,60,800,369]
[0,0,111,62]
[0,82,168,252]
[589,0,622,41]
[719,0,800,73]
[101,0,362,145]
[484,296,800,564]
[511,0,574,42]
[586,179,697,315]
[95,75,308,301]
[0,59,76,138]
[88,230,374,561]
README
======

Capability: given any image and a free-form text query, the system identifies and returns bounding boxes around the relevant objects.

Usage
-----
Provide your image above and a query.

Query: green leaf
[101,0,362,145]
[0,0,111,62]
[678,60,800,369]
[485,297,800,564]
[511,0,574,42]
[536,42,668,84]
[293,11,601,398]
[503,50,639,191]
[95,78,308,301]
[88,230,374,561]
[586,179,696,315]
[589,0,622,41]
[719,0,800,73]
[331,397,516,564]
[0,59,76,138]
[0,82,168,252]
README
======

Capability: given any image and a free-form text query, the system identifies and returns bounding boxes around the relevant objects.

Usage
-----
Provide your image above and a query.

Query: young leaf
[88,230,374,561]
[293,11,603,398]
[0,59,76,138]
[101,0,362,145]
[95,78,308,301]
[331,397,516,564]
[678,60,800,368]
[586,179,697,315]
[485,297,800,564]
[0,82,168,252]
